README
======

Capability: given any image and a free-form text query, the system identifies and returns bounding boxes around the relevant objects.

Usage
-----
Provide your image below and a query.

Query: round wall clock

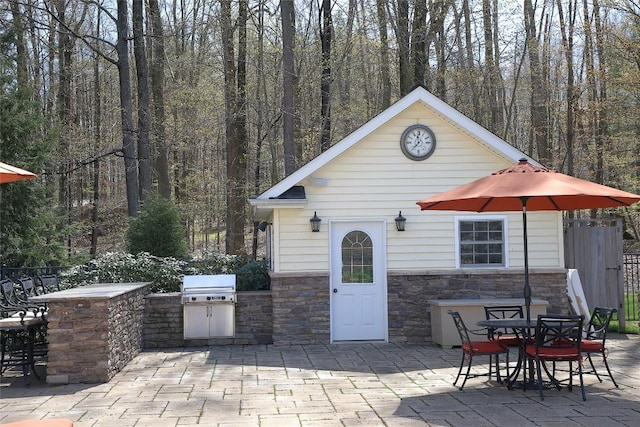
[400,124,436,161]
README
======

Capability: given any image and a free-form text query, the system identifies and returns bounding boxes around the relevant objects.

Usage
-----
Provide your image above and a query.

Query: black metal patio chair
[524,314,586,401]
[581,307,618,387]
[449,310,509,390]
[37,274,61,293]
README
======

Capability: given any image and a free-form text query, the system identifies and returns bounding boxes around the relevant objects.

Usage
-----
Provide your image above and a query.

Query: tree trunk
[235,0,248,254]
[55,0,72,248]
[593,0,608,187]
[90,10,102,258]
[252,0,267,260]
[432,0,451,100]
[376,0,391,108]
[320,0,332,152]
[397,0,411,95]
[524,0,550,164]
[462,0,480,120]
[133,0,151,199]
[482,0,503,134]
[117,0,140,216]
[411,0,427,89]
[221,0,248,255]
[281,0,296,175]
[10,1,28,90]
[556,0,577,175]
[148,0,170,199]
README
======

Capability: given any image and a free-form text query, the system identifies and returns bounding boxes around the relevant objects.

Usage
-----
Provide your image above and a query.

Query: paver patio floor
[1,335,639,426]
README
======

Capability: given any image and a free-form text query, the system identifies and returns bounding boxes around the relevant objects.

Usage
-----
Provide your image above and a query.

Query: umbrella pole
[521,197,532,323]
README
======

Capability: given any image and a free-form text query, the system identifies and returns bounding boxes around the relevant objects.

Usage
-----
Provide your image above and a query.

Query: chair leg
[568,361,574,391]
[586,354,603,382]
[459,354,473,390]
[602,353,619,388]
[490,354,494,379]
[453,354,465,388]
[491,354,503,383]
[0,333,7,374]
[505,350,510,384]
[490,354,502,383]
[496,351,509,384]
[578,362,586,401]
[535,359,545,400]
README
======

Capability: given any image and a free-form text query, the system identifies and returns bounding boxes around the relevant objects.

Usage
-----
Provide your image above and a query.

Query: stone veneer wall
[270,273,330,346]
[143,291,273,347]
[388,269,568,344]
[143,292,184,347]
[46,284,149,384]
[143,269,568,347]
[269,269,568,345]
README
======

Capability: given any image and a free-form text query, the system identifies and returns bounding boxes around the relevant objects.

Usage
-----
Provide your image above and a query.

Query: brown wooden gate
[564,218,625,329]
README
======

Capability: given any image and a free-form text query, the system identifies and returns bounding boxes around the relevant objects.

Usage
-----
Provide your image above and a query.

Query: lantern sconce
[256,221,271,232]
[395,211,406,232]
[310,212,321,232]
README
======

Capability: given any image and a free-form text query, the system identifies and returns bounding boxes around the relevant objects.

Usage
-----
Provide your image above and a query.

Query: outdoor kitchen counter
[30,282,150,301]
[30,282,151,384]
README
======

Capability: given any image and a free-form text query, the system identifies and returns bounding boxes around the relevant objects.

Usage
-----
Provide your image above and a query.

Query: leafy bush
[126,195,190,260]
[59,251,270,293]
[234,258,271,291]
[190,250,270,291]
[60,252,187,292]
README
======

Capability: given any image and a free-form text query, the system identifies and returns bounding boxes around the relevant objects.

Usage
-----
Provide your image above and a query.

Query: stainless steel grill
[181,275,236,339]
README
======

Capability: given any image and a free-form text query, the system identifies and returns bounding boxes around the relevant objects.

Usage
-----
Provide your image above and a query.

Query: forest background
[1,0,639,268]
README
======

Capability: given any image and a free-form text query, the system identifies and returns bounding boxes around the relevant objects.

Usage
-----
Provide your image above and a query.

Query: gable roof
[250,86,535,209]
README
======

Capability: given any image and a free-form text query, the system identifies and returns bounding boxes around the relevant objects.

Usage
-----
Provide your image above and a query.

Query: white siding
[273,103,563,273]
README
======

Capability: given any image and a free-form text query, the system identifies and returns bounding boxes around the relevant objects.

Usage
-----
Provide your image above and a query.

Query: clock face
[400,124,436,160]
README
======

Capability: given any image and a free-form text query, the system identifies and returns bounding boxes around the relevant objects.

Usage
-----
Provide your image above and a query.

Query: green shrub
[59,251,270,293]
[234,259,270,291]
[60,252,187,292]
[191,251,271,291]
[126,195,189,260]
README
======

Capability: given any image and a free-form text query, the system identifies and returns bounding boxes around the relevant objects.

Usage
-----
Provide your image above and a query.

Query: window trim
[454,215,509,269]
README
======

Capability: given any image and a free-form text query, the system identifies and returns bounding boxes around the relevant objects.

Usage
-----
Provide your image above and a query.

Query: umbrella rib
[479,198,493,211]
[607,196,630,205]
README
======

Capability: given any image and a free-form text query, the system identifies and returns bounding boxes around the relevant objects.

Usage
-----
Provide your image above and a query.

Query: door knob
[333,288,338,293]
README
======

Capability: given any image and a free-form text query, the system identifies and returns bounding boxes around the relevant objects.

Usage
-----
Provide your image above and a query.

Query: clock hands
[409,130,431,153]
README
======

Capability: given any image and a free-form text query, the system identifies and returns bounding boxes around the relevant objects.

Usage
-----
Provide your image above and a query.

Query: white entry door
[330,220,387,341]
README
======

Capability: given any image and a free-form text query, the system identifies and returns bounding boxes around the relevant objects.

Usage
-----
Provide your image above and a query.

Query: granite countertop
[29,282,151,302]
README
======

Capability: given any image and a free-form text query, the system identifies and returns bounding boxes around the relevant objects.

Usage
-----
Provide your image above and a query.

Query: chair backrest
[0,279,21,305]
[534,314,584,355]
[484,305,524,338]
[585,307,616,342]
[449,310,472,347]
[485,305,524,321]
[0,284,24,317]
[18,277,38,298]
[38,274,60,293]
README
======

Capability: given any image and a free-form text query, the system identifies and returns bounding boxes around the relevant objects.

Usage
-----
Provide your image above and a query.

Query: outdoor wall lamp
[256,221,271,232]
[310,212,321,232]
[395,211,406,231]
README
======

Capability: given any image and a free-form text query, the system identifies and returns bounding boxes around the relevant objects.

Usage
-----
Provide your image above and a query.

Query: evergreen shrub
[126,195,190,260]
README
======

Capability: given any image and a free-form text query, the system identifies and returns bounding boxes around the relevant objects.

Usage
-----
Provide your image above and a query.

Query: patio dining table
[477,317,538,389]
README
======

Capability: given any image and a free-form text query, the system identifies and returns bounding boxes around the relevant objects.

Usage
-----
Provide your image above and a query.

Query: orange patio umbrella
[0,161,37,184]
[417,158,640,321]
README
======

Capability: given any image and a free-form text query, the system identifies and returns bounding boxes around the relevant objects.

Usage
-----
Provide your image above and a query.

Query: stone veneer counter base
[30,282,151,384]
